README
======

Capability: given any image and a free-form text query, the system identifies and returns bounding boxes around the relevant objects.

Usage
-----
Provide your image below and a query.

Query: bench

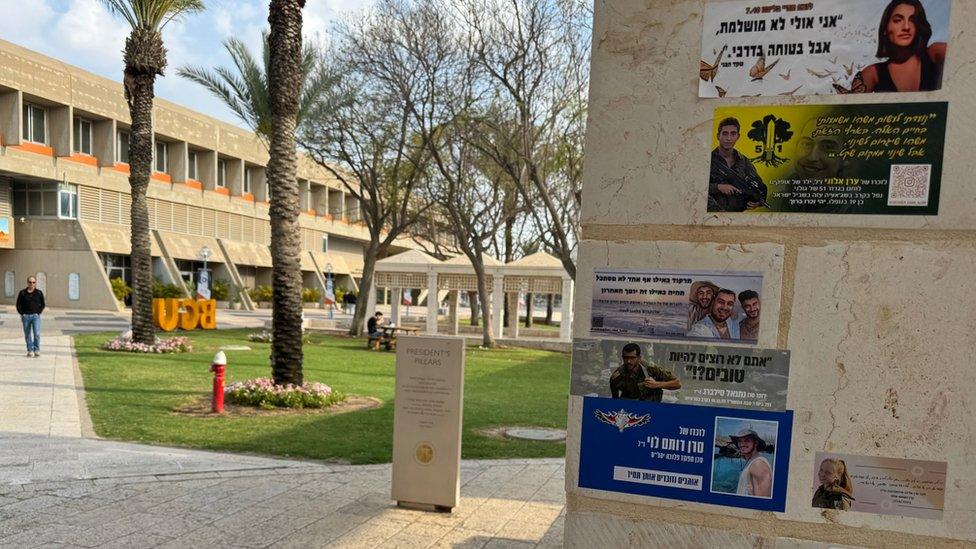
[367,335,396,351]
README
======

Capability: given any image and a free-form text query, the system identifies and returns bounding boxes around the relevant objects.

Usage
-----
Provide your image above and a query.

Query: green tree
[100,0,205,345]
[177,30,339,144]
[266,0,306,385]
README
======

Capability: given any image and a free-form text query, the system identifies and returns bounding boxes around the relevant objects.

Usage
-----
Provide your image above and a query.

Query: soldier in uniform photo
[708,117,768,212]
[609,343,681,402]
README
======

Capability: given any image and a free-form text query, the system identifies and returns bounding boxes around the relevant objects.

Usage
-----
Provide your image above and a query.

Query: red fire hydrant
[211,351,227,413]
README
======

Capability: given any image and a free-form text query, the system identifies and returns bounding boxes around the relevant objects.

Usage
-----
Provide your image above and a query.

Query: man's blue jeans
[21,314,40,353]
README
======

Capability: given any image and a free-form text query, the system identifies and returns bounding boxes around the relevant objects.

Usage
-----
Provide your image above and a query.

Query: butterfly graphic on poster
[749,56,780,81]
[700,45,727,82]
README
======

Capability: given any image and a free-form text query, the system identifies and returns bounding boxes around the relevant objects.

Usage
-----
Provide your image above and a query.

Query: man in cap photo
[731,428,772,498]
[687,280,719,331]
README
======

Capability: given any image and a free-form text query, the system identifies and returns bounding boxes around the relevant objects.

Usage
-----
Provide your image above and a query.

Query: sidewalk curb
[68,335,98,439]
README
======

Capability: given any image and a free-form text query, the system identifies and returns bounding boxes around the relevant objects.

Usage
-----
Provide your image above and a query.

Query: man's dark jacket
[16,288,45,315]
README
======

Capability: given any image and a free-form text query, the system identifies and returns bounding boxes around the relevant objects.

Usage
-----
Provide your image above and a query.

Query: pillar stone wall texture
[566,0,975,547]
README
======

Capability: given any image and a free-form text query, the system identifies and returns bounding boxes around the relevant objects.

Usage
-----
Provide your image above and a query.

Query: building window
[22,103,47,144]
[175,260,206,284]
[322,234,329,253]
[73,118,93,155]
[217,159,226,188]
[306,186,313,211]
[243,168,252,194]
[117,130,130,163]
[99,253,131,286]
[12,181,60,217]
[154,141,167,173]
[59,183,78,219]
[188,151,198,179]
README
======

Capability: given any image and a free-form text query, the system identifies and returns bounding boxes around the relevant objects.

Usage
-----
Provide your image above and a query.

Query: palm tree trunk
[124,44,159,346]
[268,0,305,386]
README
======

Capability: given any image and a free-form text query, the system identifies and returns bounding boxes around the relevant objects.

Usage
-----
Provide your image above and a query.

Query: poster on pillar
[591,269,764,345]
[810,452,947,519]
[699,0,951,98]
[707,102,947,214]
[570,338,790,411]
[578,396,793,512]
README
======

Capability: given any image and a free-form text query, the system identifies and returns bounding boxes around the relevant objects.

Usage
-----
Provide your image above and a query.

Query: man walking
[16,276,45,357]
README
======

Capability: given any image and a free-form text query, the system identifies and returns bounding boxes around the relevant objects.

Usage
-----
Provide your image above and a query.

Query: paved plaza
[0,311,566,548]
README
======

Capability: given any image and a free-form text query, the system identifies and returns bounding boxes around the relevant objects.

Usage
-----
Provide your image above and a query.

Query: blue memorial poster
[579,396,793,512]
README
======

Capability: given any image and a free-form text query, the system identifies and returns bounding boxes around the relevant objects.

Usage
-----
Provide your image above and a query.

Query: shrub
[152,278,186,298]
[248,285,273,303]
[333,287,345,306]
[302,287,321,303]
[211,279,230,301]
[102,333,192,354]
[110,277,131,301]
[225,378,345,409]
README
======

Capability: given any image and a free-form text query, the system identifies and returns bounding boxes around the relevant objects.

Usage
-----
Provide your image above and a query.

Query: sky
[0,0,368,128]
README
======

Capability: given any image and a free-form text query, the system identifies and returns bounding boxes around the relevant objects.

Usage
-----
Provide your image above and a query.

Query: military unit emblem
[595,409,651,432]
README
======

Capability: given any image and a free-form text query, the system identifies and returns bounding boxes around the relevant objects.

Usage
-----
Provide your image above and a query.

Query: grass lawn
[74,329,570,464]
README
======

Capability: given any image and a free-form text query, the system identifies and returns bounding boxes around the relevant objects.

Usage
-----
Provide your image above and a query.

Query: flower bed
[102,334,192,354]
[225,377,346,409]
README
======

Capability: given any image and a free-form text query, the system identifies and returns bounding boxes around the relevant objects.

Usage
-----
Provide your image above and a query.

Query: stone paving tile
[431,527,495,549]
[482,538,538,549]
[265,512,369,548]
[495,519,556,542]
[378,532,439,548]
[96,532,172,549]
[0,522,90,548]
[535,516,565,547]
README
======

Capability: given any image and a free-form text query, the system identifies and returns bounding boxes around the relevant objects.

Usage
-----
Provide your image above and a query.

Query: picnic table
[367,325,421,351]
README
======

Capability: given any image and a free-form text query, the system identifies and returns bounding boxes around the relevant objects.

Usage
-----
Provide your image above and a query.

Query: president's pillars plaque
[391,335,466,511]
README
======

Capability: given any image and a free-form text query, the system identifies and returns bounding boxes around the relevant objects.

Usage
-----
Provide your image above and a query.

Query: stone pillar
[170,141,189,184]
[566,1,976,546]
[448,290,459,335]
[506,292,519,339]
[390,288,401,325]
[559,279,573,342]
[491,276,505,340]
[49,106,71,157]
[426,272,439,334]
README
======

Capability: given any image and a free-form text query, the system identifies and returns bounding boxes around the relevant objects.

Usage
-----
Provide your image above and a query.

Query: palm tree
[101,0,204,345]
[265,0,307,385]
[177,30,339,144]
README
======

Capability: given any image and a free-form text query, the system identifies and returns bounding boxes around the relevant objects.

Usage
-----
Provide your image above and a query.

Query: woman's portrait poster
[699,0,951,98]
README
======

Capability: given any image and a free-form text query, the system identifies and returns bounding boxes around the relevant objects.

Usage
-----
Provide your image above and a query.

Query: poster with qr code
[707,102,947,214]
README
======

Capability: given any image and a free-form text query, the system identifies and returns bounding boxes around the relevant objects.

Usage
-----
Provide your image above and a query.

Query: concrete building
[0,39,425,311]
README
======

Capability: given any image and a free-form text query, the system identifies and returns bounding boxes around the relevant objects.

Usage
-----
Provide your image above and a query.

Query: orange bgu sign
[152,298,217,331]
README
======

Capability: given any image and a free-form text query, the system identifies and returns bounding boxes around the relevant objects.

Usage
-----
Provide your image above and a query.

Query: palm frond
[101,0,204,30]
[176,64,260,133]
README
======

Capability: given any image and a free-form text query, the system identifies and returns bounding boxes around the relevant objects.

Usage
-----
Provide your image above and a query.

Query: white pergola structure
[371,250,442,331]
[438,254,505,336]
[372,250,573,341]
[500,252,574,341]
